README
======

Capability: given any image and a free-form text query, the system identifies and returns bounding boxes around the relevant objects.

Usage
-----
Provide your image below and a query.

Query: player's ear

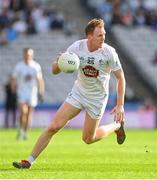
[87,33,93,40]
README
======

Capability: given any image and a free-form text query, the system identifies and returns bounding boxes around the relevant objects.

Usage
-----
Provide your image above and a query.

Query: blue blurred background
[0,0,156,129]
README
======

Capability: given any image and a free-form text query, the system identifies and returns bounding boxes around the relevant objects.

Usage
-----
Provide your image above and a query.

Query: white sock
[114,122,121,131]
[28,155,36,164]
[19,128,24,136]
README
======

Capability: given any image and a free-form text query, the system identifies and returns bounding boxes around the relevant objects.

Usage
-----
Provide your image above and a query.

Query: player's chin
[99,42,103,48]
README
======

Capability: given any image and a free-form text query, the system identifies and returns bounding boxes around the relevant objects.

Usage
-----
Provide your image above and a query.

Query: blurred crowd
[0,0,74,46]
[85,0,157,31]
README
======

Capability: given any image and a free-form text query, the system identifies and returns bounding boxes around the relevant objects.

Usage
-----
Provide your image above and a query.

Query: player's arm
[52,56,61,74]
[37,75,45,97]
[111,69,126,122]
[52,41,77,74]
[114,69,125,106]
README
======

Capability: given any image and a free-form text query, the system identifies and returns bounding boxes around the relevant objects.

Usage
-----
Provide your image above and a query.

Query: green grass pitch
[0,129,157,179]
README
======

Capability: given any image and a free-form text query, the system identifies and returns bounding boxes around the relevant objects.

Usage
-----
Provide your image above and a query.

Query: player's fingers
[56,52,63,59]
[119,113,122,123]
[110,108,116,114]
[119,113,124,123]
[114,113,119,122]
[56,55,61,61]
[115,112,122,122]
[58,51,65,56]
[121,113,124,122]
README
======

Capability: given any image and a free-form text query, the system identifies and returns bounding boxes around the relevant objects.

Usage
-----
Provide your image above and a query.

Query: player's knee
[21,106,28,115]
[47,124,62,134]
[82,136,94,144]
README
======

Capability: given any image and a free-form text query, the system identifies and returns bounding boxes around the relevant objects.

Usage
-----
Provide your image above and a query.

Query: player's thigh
[19,103,29,115]
[49,101,81,129]
[27,106,33,113]
[82,112,100,139]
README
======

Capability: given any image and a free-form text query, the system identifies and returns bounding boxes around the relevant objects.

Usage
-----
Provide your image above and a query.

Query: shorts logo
[82,65,99,77]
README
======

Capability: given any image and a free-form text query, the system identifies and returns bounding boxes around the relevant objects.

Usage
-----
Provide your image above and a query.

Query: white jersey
[67,39,122,101]
[12,60,42,106]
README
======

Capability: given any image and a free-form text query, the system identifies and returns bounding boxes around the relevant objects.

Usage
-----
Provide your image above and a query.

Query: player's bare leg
[22,106,33,140]
[82,112,121,144]
[17,103,28,140]
[13,102,81,169]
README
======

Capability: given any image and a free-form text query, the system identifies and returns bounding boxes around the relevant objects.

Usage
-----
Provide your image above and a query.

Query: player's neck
[24,59,33,64]
[87,40,99,52]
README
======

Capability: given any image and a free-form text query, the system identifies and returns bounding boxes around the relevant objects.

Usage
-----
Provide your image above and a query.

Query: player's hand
[52,52,64,74]
[56,52,65,63]
[110,105,124,123]
[38,94,44,103]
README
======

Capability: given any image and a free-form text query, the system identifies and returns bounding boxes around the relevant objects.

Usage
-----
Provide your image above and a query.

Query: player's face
[90,26,106,49]
[24,49,34,63]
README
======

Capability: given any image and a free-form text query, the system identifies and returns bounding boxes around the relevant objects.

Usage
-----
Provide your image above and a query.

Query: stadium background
[0,0,157,129]
[0,0,157,179]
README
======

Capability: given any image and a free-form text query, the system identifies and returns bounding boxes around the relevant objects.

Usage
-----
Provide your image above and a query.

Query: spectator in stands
[0,0,10,11]
[112,8,122,25]
[12,18,126,169]
[13,13,27,34]
[4,75,17,128]
[35,10,50,33]
[63,16,74,36]
[96,0,113,30]
[50,10,64,30]
[125,85,140,102]
[11,48,45,140]
[6,22,17,42]
[146,10,157,31]
[143,0,157,12]
[120,10,134,26]
[0,27,8,46]
[9,0,26,11]
[139,98,156,111]
[0,0,68,45]
[31,4,43,22]
[84,0,157,29]
[26,15,37,35]
[128,0,142,13]
[0,8,10,28]
[134,7,146,26]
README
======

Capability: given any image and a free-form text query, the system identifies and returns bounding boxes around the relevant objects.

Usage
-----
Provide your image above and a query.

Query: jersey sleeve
[109,48,122,71]
[66,41,78,54]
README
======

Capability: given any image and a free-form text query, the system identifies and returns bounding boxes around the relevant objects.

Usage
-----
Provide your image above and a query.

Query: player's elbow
[52,69,58,75]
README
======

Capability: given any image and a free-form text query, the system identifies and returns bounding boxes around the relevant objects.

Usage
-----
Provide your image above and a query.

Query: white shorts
[18,93,37,107]
[66,86,108,120]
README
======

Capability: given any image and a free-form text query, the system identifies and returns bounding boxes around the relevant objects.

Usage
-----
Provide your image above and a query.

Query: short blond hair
[24,48,34,55]
[85,18,105,36]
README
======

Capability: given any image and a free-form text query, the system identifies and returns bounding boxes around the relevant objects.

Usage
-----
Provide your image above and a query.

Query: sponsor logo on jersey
[25,74,32,81]
[82,65,99,77]
[99,59,109,67]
